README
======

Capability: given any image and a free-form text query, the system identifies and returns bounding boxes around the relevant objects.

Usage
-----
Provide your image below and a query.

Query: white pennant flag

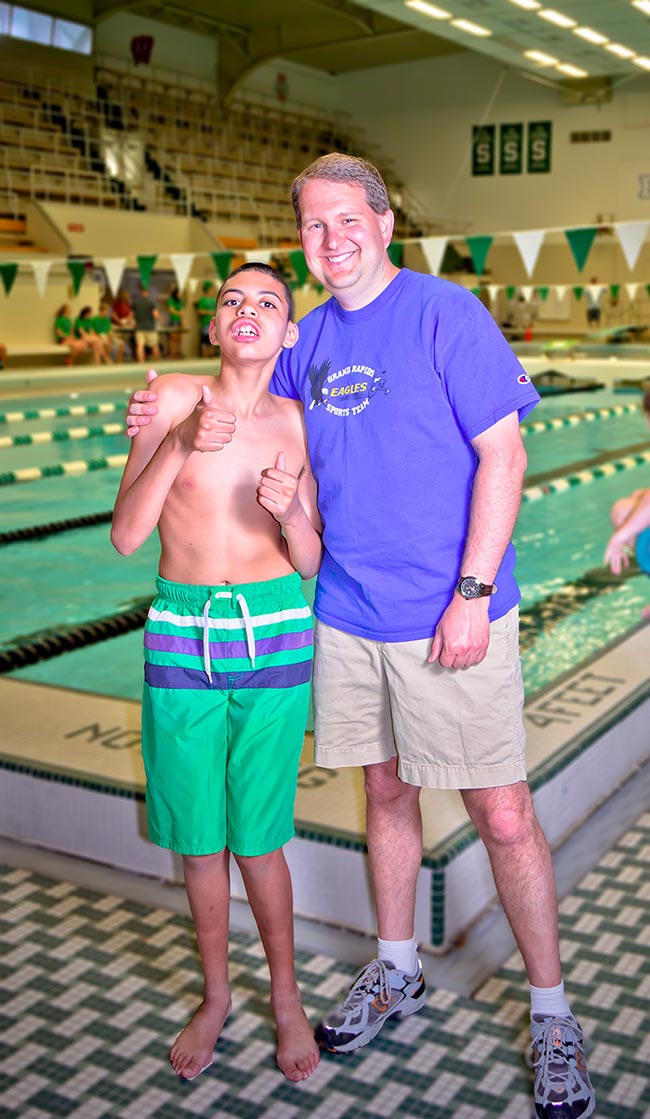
[615,222,649,271]
[102,258,126,296]
[187,277,200,299]
[587,284,605,304]
[420,236,448,276]
[520,285,534,303]
[555,285,567,302]
[245,249,274,263]
[170,253,194,292]
[625,282,639,302]
[513,230,545,278]
[487,284,501,304]
[31,259,52,298]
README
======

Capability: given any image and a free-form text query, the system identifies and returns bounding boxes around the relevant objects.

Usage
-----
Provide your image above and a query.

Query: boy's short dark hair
[225,262,295,322]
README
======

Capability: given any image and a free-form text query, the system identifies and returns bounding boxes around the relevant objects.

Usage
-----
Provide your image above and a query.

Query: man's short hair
[291,153,391,228]
[224,262,294,321]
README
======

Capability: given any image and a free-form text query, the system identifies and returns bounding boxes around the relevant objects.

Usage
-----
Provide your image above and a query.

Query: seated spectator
[605,389,650,618]
[95,300,124,362]
[167,285,185,360]
[132,283,161,364]
[112,289,135,328]
[74,306,106,363]
[194,280,216,358]
[55,304,94,365]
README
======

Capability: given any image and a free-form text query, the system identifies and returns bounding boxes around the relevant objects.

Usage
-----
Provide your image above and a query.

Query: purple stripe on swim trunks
[144,660,313,690]
[144,630,313,658]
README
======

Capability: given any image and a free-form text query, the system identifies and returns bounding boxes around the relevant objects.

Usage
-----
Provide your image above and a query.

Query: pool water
[1,378,648,701]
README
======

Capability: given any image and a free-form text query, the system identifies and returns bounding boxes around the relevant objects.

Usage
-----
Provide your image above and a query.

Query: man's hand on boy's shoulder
[126,368,159,436]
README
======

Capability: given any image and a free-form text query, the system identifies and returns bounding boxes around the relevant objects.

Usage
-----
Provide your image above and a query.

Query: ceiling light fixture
[632,54,650,68]
[507,0,541,8]
[632,0,650,16]
[524,49,559,65]
[404,1,451,20]
[556,63,588,76]
[573,26,609,44]
[538,9,577,28]
[451,18,492,36]
[605,42,636,58]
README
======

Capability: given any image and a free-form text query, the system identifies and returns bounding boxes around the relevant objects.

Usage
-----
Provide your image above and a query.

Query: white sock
[378,937,418,976]
[529,981,571,1020]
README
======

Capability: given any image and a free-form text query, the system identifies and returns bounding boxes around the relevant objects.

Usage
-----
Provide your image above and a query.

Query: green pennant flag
[610,284,620,300]
[289,250,309,287]
[564,227,597,272]
[211,252,233,282]
[646,284,650,298]
[0,262,18,295]
[573,285,584,301]
[465,235,493,276]
[136,255,157,289]
[537,286,549,301]
[66,260,86,296]
[470,286,481,298]
[387,241,403,267]
[506,285,516,301]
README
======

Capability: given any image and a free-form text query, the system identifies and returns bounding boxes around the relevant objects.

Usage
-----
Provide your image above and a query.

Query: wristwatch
[456,576,497,599]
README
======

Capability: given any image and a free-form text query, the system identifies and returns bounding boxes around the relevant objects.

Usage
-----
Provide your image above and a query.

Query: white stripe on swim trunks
[202,590,257,681]
[147,605,312,629]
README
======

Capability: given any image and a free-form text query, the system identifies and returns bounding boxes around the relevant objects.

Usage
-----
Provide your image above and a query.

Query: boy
[111,263,322,1083]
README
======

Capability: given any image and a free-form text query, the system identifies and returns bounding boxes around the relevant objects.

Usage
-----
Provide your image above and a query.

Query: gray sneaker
[316,958,426,1053]
[530,1014,595,1118]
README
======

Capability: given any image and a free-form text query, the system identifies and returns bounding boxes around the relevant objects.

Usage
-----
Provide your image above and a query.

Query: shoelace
[343,960,391,1010]
[531,1017,587,1105]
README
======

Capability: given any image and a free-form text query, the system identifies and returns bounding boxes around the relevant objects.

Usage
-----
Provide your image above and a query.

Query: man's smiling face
[298,179,395,311]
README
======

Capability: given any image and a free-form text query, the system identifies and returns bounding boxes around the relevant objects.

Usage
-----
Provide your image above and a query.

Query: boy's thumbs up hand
[177,385,236,453]
[258,451,302,525]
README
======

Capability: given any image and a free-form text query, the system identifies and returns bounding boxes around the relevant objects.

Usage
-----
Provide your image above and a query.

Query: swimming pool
[1,365,648,703]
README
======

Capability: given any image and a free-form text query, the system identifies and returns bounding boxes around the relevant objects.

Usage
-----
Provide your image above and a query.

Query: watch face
[460,577,481,598]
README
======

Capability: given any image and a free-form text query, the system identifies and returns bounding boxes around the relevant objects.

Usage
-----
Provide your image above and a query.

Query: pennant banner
[466,235,493,276]
[136,254,157,289]
[625,283,639,301]
[564,227,598,272]
[573,286,584,301]
[555,285,567,301]
[513,230,545,278]
[211,252,233,281]
[0,262,18,295]
[67,260,86,296]
[102,258,126,297]
[615,221,649,272]
[387,242,404,268]
[537,286,549,301]
[244,249,274,264]
[170,253,195,292]
[610,284,620,300]
[520,285,534,303]
[289,250,309,287]
[487,284,501,304]
[31,259,52,298]
[420,236,447,276]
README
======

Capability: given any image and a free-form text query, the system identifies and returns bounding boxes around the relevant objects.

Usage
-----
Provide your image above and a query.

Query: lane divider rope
[0,401,127,425]
[0,454,128,486]
[0,601,150,673]
[523,449,650,502]
[0,422,124,449]
[0,511,112,546]
[520,401,640,437]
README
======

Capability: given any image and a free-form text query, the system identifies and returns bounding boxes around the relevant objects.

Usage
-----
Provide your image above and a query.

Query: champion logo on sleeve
[518,373,531,384]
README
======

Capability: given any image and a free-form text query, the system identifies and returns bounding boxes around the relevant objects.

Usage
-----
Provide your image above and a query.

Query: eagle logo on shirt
[307,359,390,417]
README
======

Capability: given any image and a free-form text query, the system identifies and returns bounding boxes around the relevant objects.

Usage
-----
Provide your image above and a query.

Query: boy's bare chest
[176,413,304,493]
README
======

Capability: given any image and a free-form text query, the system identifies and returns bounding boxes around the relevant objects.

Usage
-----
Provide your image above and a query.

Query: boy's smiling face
[210,270,298,361]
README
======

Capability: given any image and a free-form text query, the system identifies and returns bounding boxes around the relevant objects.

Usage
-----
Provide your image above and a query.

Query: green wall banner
[472,125,495,176]
[499,123,523,175]
[527,121,552,174]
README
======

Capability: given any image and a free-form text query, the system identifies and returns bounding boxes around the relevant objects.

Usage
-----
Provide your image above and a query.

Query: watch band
[457,576,497,598]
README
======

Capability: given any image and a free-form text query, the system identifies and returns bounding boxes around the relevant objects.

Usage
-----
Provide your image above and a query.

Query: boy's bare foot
[272,987,320,1082]
[170,993,232,1081]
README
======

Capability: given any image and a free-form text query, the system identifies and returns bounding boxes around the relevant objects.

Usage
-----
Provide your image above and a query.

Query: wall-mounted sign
[472,125,495,176]
[500,123,523,175]
[528,121,552,174]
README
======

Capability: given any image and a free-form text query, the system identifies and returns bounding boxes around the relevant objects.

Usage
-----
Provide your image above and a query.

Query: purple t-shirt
[270,268,539,641]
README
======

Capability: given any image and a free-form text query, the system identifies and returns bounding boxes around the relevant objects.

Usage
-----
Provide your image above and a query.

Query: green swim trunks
[142,573,313,857]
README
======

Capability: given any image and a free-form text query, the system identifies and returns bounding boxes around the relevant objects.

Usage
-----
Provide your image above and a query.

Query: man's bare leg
[235,848,319,1082]
[170,849,232,1080]
[365,758,423,939]
[462,781,562,986]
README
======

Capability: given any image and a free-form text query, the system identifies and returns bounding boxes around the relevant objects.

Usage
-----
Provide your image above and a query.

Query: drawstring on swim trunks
[202,590,257,683]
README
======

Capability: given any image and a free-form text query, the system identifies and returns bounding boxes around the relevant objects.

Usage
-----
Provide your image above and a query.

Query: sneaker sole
[318,989,427,1054]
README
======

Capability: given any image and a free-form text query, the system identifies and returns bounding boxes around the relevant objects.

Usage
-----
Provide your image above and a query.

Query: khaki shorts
[135,330,158,348]
[313,607,527,790]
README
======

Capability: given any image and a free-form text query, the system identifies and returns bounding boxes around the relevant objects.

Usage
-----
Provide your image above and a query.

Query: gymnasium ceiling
[89,0,650,98]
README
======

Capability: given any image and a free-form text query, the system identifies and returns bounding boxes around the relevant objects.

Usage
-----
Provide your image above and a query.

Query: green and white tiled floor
[1,814,649,1119]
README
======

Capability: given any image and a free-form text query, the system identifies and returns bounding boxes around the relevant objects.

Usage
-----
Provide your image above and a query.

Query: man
[132,283,161,364]
[127,154,595,1119]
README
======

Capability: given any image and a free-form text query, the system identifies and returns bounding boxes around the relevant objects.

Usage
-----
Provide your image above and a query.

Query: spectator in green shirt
[194,279,216,358]
[54,304,97,365]
[74,307,105,363]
